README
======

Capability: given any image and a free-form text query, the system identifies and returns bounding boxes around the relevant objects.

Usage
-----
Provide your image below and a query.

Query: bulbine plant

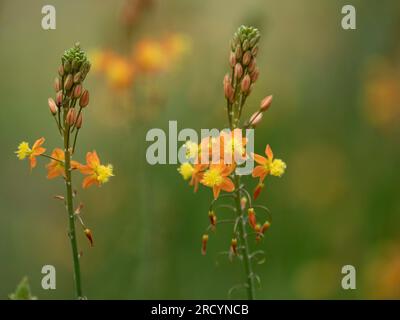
[15,43,114,299]
[178,26,286,299]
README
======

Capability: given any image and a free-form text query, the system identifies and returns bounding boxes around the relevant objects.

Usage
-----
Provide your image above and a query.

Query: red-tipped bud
[240,196,247,210]
[255,223,262,242]
[66,108,76,126]
[249,111,263,127]
[253,183,264,200]
[248,58,256,73]
[261,221,271,234]
[201,234,209,255]
[260,95,273,112]
[223,75,234,102]
[54,77,61,92]
[84,228,94,247]
[230,238,238,255]
[76,113,83,129]
[79,89,89,108]
[64,74,73,90]
[250,67,259,83]
[229,51,236,67]
[56,90,63,106]
[58,65,64,77]
[208,210,217,228]
[241,74,251,94]
[48,98,57,115]
[234,63,243,80]
[73,84,82,99]
[248,208,257,229]
[242,51,252,66]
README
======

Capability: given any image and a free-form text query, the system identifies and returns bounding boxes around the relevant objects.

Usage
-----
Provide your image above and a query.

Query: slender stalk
[234,174,255,300]
[64,125,83,298]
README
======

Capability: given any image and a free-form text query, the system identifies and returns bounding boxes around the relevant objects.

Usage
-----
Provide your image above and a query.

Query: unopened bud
[248,208,257,229]
[229,51,236,67]
[249,111,263,127]
[240,74,251,94]
[201,234,209,255]
[240,196,247,210]
[260,95,273,112]
[251,45,259,57]
[248,58,256,73]
[84,228,94,247]
[230,238,238,255]
[48,98,57,115]
[242,51,252,66]
[242,39,249,51]
[64,60,71,73]
[261,221,271,234]
[73,84,82,99]
[58,65,64,77]
[250,67,259,82]
[54,77,61,92]
[56,90,63,106]
[66,108,76,126]
[71,59,80,72]
[223,75,234,102]
[64,74,73,90]
[253,183,264,200]
[76,113,83,129]
[235,45,242,60]
[73,72,82,83]
[208,210,217,227]
[234,63,243,80]
[255,223,262,242]
[79,89,89,108]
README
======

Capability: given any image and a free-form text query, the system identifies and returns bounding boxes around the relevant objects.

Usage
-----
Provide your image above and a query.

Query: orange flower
[15,137,46,169]
[79,151,114,188]
[219,128,247,164]
[190,163,208,192]
[46,148,80,179]
[252,144,286,183]
[201,163,235,199]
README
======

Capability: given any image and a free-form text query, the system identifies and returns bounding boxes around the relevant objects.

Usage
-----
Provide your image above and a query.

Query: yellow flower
[178,162,194,180]
[16,142,31,160]
[201,163,235,199]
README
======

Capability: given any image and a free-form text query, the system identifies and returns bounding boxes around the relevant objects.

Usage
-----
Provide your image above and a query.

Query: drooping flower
[201,163,235,199]
[15,137,46,169]
[46,148,81,179]
[79,151,114,188]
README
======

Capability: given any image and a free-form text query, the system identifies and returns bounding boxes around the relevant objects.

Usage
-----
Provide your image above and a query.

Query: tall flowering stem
[15,43,114,299]
[178,26,286,299]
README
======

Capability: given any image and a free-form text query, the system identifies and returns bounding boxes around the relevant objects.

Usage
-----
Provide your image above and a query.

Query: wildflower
[84,228,94,247]
[219,129,247,163]
[201,234,209,255]
[230,238,238,255]
[15,137,46,169]
[201,163,235,199]
[252,144,286,182]
[79,151,114,188]
[178,162,194,180]
[248,208,257,229]
[46,148,80,179]
[208,210,217,228]
[189,163,208,192]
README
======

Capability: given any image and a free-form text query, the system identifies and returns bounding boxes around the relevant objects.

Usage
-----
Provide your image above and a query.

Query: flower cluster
[91,34,190,90]
[177,26,286,299]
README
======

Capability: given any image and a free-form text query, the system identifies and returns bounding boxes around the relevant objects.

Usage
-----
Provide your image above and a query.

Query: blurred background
[1,0,400,299]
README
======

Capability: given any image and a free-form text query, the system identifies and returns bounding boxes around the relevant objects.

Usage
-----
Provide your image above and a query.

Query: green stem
[64,127,83,299]
[234,174,255,300]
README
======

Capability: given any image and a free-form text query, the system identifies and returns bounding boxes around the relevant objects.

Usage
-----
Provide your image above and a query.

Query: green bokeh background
[1,0,399,299]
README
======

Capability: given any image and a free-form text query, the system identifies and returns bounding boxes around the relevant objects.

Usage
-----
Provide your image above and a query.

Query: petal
[82,176,98,189]
[79,165,94,175]
[32,137,45,150]
[32,147,46,156]
[213,185,221,199]
[220,177,235,192]
[51,148,64,160]
[252,153,267,165]
[265,144,273,160]
[47,167,64,179]
[252,165,267,178]
[86,151,100,167]
[30,156,37,169]
[70,160,81,170]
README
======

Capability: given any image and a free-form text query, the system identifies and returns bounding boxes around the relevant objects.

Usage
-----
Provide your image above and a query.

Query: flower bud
[240,196,247,210]
[249,111,263,127]
[73,72,82,84]
[56,90,63,106]
[248,58,256,73]
[251,45,259,57]
[64,60,71,73]
[58,65,64,77]
[229,51,236,67]
[71,59,80,72]
[240,74,251,94]
[230,238,238,255]
[260,95,273,112]
[242,51,252,66]
[242,39,249,51]
[79,89,89,108]
[261,221,271,234]
[253,183,264,200]
[73,84,82,99]
[66,108,76,126]
[76,113,83,129]
[64,74,73,90]
[201,234,209,255]
[84,228,94,247]
[250,67,259,83]
[208,210,217,228]
[235,45,242,60]
[223,75,234,102]
[248,208,257,229]
[234,63,243,80]
[255,223,262,242]
[54,77,61,92]
[48,98,57,115]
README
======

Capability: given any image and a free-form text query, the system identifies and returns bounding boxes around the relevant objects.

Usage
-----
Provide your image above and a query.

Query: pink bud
[241,74,251,93]
[58,65,64,77]
[54,77,61,92]
[260,95,273,112]
[234,63,243,80]
[73,84,82,99]
[79,89,89,108]
[242,51,252,66]
[249,111,263,126]
[48,98,57,115]
[248,58,256,73]
[66,108,76,126]
[76,113,83,129]
[250,67,259,83]
[56,90,63,106]
[229,52,236,67]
